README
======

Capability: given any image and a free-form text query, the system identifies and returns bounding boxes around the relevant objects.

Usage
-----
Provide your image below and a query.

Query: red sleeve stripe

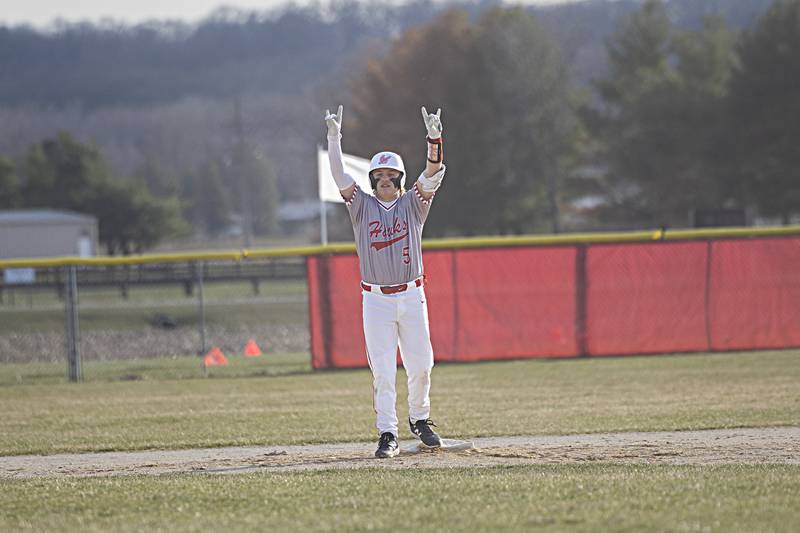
[413,183,434,205]
[342,184,358,205]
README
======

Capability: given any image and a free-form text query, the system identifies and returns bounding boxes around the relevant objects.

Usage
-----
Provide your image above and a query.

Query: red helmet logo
[379,154,392,165]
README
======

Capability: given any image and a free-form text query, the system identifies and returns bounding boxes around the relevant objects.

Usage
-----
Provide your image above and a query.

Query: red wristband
[426,137,443,164]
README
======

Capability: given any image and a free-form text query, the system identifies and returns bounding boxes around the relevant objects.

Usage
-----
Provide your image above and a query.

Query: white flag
[317,146,373,203]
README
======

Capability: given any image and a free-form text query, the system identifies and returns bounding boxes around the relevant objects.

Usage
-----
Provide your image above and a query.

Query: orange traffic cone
[244,339,262,357]
[203,346,229,366]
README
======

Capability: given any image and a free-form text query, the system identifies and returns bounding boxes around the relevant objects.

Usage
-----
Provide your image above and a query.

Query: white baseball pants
[362,285,434,437]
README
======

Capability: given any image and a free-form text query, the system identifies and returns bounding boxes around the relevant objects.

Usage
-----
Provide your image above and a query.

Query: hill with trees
[0,0,790,250]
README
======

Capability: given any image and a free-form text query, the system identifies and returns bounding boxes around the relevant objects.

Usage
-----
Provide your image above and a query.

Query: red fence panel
[451,247,576,360]
[308,236,800,369]
[585,242,710,356]
[306,256,327,369]
[325,255,365,368]
[709,238,800,350]
[418,250,458,362]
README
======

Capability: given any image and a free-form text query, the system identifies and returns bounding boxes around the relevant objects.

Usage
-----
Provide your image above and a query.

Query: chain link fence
[4,226,800,383]
[0,256,310,384]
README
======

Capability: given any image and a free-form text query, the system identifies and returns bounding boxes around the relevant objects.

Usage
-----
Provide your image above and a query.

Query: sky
[0,0,578,28]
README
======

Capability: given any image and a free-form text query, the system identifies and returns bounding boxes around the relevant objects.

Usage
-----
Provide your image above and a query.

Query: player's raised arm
[325,105,356,197]
[416,106,445,201]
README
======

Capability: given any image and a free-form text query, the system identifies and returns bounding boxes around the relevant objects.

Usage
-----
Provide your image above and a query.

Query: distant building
[0,209,99,260]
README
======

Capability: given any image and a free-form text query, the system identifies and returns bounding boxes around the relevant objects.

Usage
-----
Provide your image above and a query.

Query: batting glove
[325,105,343,138]
[421,106,442,139]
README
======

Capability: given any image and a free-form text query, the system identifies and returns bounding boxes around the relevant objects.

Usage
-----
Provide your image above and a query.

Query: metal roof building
[0,209,99,259]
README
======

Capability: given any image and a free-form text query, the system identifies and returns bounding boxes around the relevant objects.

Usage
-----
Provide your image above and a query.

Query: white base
[403,438,474,454]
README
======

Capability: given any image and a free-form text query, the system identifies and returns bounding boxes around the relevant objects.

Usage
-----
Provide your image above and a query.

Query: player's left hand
[421,106,442,139]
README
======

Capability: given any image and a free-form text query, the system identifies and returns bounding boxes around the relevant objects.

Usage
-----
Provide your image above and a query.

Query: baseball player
[324,104,446,458]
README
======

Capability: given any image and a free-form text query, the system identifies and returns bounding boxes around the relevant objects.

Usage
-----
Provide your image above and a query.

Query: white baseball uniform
[342,176,444,437]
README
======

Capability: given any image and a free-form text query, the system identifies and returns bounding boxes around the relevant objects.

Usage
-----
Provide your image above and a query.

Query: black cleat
[375,432,399,458]
[409,418,442,447]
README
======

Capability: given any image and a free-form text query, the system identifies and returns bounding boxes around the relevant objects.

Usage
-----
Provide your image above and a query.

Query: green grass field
[0,352,312,386]
[0,279,307,333]
[3,465,798,532]
[1,350,798,455]
[1,349,798,531]
[0,279,307,309]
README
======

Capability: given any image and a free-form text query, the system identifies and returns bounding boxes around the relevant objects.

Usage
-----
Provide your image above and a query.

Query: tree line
[332,0,798,236]
[0,132,279,254]
[0,0,794,250]
[581,0,799,229]
[0,0,765,109]
[0,0,469,109]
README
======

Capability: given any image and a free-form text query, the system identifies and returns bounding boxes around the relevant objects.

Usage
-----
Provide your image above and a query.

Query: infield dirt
[2,426,797,479]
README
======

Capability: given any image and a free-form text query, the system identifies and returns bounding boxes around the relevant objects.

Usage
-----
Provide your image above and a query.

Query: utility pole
[548,169,561,234]
[233,96,253,248]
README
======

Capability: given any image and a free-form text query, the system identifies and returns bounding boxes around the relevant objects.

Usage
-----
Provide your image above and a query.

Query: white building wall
[0,213,98,259]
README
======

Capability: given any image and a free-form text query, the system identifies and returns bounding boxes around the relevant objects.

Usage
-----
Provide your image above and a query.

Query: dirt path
[2,426,798,479]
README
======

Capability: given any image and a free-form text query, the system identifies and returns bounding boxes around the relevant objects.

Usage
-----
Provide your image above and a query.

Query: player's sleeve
[327,135,356,190]
[408,165,445,223]
[343,184,368,224]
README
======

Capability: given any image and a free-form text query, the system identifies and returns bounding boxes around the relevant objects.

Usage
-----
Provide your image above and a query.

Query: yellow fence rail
[2,225,799,269]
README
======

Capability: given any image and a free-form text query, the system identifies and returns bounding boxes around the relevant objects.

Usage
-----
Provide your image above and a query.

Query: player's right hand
[325,105,343,137]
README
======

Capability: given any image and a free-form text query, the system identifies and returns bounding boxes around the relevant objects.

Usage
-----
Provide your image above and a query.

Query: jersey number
[402,246,410,264]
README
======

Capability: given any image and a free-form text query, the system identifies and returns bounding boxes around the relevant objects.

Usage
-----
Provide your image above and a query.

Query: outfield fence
[0,250,313,383]
[309,226,800,369]
[2,226,799,381]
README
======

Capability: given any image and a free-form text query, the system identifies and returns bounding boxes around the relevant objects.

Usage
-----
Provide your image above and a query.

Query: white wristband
[418,165,446,192]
